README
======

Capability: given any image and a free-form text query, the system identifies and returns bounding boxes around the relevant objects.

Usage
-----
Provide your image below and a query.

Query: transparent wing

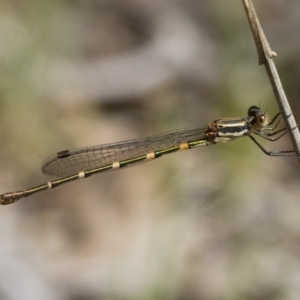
[42,126,208,177]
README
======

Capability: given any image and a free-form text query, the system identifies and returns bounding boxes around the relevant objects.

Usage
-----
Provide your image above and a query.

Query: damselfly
[0,106,295,205]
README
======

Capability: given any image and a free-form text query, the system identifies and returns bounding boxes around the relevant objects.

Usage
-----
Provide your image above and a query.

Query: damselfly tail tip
[0,192,22,205]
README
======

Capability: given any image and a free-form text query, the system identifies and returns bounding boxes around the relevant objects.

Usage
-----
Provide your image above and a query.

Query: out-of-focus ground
[0,1,300,299]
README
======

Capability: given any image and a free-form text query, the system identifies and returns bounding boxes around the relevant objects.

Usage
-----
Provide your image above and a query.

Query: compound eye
[259,115,265,124]
[248,106,259,117]
[256,114,268,126]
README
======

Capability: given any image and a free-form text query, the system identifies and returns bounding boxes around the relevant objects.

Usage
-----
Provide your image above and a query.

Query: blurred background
[0,0,300,299]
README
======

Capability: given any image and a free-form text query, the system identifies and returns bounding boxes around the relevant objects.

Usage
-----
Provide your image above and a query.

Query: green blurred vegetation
[0,1,299,299]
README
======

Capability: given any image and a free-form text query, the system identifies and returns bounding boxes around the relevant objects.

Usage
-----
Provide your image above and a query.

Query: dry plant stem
[242,0,300,159]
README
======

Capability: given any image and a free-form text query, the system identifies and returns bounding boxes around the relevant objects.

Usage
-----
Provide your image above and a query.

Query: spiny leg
[264,113,283,131]
[259,124,299,142]
[264,112,293,131]
[266,111,281,128]
[254,128,288,142]
[248,134,296,157]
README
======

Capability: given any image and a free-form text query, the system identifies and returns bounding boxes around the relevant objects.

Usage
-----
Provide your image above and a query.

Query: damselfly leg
[248,134,295,157]
[264,111,282,129]
[248,110,296,156]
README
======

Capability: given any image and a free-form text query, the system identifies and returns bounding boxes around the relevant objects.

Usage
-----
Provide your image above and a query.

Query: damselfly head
[248,106,269,128]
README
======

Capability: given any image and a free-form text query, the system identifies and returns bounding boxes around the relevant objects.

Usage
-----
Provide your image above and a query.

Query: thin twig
[242,0,300,160]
